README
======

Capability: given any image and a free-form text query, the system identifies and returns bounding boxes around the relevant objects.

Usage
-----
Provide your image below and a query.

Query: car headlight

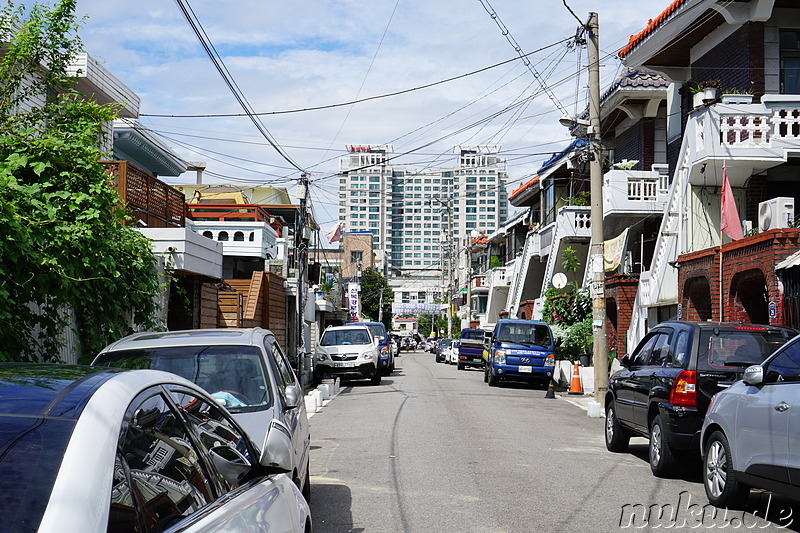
[493,350,506,365]
[381,346,389,356]
[361,350,374,361]
[316,351,329,361]
[544,354,555,367]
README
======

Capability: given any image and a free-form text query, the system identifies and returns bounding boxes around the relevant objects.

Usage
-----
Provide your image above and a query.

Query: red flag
[326,222,342,244]
[721,165,744,240]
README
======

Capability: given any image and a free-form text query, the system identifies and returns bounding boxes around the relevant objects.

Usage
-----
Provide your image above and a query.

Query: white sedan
[447,340,461,364]
[0,363,311,533]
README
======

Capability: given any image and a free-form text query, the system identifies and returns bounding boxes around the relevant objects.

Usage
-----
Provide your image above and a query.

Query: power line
[139,37,572,119]
[173,0,305,173]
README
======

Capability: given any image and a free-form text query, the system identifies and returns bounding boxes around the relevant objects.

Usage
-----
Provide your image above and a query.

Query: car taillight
[669,370,697,407]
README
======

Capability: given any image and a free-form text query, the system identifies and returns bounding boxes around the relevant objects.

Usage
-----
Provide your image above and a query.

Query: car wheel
[371,367,382,385]
[457,363,464,370]
[604,402,630,453]
[488,371,499,386]
[704,430,749,508]
[649,415,677,477]
[302,461,311,504]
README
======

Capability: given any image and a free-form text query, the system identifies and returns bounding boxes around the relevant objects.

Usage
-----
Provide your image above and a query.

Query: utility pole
[296,173,310,389]
[587,12,608,411]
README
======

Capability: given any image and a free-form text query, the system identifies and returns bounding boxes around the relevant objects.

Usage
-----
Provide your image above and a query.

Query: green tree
[0,0,160,362]
[358,268,394,330]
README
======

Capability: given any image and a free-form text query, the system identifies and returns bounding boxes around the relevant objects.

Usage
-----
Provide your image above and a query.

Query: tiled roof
[600,68,669,102]
[618,0,688,58]
[471,234,488,246]
[509,175,539,202]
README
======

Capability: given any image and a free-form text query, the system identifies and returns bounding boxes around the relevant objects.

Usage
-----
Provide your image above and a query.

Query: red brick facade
[676,229,800,325]
[605,274,639,356]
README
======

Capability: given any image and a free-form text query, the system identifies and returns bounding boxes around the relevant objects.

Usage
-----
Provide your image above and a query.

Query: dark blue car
[342,322,395,375]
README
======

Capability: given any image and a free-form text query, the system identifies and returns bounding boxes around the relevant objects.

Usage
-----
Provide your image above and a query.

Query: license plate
[473,358,482,363]
[333,362,355,368]
[518,366,532,373]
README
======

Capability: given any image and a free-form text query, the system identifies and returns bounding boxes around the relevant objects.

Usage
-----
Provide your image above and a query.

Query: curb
[305,378,341,419]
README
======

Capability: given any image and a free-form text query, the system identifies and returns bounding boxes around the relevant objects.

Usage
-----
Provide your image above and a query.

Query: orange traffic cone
[568,362,583,395]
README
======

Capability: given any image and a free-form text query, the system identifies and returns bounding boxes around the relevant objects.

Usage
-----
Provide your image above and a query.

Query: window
[766,341,800,382]
[115,391,214,530]
[233,231,244,242]
[351,251,364,262]
[781,30,800,94]
[218,231,229,241]
[266,339,298,399]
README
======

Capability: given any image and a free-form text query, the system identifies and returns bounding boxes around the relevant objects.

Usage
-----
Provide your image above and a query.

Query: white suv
[314,325,381,385]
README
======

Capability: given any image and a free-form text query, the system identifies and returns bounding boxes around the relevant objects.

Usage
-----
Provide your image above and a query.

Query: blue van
[457,328,487,370]
[484,319,557,387]
[342,322,394,375]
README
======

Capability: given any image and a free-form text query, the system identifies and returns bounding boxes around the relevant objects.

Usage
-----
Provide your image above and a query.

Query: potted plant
[721,88,754,105]
[689,80,721,107]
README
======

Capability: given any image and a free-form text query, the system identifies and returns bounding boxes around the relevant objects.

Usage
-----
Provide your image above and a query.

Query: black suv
[605,321,797,477]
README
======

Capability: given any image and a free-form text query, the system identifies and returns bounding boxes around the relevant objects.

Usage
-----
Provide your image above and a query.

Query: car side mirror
[554,337,562,348]
[260,419,293,473]
[284,384,301,409]
[210,445,252,487]
[743,365,764,386]
[620,354,631,367]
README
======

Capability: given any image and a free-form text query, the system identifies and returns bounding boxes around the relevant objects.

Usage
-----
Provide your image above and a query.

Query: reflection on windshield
[496,324,552,347]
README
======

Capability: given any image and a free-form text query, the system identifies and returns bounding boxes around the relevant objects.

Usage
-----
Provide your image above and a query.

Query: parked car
[92,328,312,502]
[313,325,381,385]
[605,320,797,478]
[341,322,394,375]
[484,320,557,386]
[390,334,401,357]
[0,363,312,533]
[458,328,487,371]
[447,340,461,364]
[701,332,800,508]
[435,339,452,363]
[427,337,438,353]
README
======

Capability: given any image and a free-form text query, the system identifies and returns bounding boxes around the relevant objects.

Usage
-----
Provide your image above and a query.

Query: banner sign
[391,302,446,315]
[348,283,360,321]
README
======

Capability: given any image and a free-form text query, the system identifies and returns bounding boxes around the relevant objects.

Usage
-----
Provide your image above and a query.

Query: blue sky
[55,0,674,229]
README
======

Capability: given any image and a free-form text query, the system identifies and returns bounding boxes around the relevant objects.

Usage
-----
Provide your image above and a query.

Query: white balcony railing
[603,165,670,218]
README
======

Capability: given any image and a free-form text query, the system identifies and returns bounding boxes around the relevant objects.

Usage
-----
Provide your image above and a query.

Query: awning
[776,249,800,271]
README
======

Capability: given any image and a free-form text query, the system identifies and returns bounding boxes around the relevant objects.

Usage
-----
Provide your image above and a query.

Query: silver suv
[701,332,800,508]
[314,325,381,385]
[92,328,311,502]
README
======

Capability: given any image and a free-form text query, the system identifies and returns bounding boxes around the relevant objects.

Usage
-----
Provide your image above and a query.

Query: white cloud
[59,0,673,223]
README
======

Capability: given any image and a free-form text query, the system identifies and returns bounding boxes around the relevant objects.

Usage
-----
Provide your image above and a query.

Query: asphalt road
[307,350,800,532]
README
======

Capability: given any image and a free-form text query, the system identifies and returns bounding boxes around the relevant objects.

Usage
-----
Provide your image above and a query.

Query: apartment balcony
[539,206,591,258]
[689,95,800,186]
[103,160,185,228]
[471,274,488,294]
[603,165,670,220]
[488,266,509,288]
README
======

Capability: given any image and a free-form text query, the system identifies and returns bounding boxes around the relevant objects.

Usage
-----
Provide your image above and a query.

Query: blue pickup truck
[457,328,487,370]
[484,319,557,387]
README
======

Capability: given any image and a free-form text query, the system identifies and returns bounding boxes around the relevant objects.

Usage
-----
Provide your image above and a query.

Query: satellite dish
[552,273,568,289]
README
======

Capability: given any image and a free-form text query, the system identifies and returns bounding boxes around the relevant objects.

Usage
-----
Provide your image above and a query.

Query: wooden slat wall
[213,272,287,347]
[200,283,218,328]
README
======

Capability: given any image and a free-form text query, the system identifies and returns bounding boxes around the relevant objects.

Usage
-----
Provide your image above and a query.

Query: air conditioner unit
[758,197,795,232]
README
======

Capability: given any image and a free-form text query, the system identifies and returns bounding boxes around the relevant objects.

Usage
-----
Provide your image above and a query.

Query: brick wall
[693,22,765,97]
[677,229,800,325]
[605,274,639,356]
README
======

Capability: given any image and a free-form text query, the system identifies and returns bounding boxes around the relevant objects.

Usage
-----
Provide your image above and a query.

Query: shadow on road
[310,483,363,533]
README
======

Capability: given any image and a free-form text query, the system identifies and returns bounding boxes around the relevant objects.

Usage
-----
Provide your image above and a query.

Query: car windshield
[93,346,271,411]
[321,329,371,346]
[700,328,794,369]
[496,324,552,347]
[364,324,386,341]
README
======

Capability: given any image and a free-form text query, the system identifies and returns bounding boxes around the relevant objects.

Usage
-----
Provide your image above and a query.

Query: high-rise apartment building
[337,144,508,287]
